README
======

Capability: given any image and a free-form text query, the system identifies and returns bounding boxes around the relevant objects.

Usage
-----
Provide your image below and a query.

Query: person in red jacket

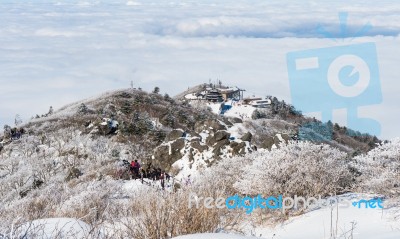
[130,160,141,179]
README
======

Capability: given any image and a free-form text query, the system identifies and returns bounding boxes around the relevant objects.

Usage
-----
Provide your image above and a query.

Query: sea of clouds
[0,0,399,138]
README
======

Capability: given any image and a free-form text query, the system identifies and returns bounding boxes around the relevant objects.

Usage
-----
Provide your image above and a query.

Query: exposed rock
[232,142,247,156]
[214,131,231,142]
[190,140,209,153]
[195,119,227,133]
[166,129,185,141]
[260,136,275,150]
[173,182,182,192]
[259,133,290,150]
[206,131,231,146]
[153,138,185,171]
[213,139,230,156]
[229,141,239,148]
[65,167,82,182]
[171,138,185,152]
[221,118,233,127]
[229,117,243,124]
[153,145,172,171]
[241,132,253,142]
[280,133,290,142]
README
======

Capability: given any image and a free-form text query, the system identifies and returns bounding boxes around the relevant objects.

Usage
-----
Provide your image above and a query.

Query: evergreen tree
[251,109,267,120]
[121,101,132,115]
[152,86,160,94]
[77,103,89,115]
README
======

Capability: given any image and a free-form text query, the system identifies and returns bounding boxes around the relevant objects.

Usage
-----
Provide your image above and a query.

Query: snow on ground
[172,233,259,239]
[254,194,400,239]
[167,101,258,182]
[121,179,147,194]
[121,178,175,194]
[185,93,200,100]
[172,194,400,239]
[222,103,255,120]
[227,123,248,140]
[18,218,91,239]
[206,101,255,119]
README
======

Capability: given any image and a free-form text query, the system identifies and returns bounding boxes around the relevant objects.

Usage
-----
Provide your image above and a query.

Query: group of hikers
[122,159,171,190]
[2,126,25,141]
[10,127,25,139]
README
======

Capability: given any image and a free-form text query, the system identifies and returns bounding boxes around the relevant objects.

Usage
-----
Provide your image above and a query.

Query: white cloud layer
[0,0,399,139]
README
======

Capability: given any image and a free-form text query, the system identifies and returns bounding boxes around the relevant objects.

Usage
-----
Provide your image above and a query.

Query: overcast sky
[0,0,399,139]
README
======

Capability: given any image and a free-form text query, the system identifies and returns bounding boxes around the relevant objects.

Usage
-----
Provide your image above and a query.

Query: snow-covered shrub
[56,181,120,224]
[111,187,242,239]
[196,155,253,196]
[353,138,400,197]
[251,109,267,120]
[234,141,352,198]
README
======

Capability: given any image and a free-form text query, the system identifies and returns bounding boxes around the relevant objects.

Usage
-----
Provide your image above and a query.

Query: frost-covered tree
[233,141,352,197]
[196,155,253,196]
[3,124,12,140]
[353,138,400,196]
[251,109,267,120]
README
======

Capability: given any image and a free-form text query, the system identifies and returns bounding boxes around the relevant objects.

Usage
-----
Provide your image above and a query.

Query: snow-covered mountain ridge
[0,88,398,238]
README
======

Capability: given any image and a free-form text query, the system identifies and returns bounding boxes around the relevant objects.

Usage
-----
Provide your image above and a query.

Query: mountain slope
[0,87,391,238]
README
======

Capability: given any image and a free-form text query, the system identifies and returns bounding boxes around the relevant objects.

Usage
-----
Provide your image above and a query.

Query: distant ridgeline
[0,86,381,172]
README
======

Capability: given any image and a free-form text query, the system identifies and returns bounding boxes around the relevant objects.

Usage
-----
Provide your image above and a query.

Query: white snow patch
[172,233,259,239]
[19,218,90,239]
[276,133,284,142]
[255,194,400,239]
[121,179,146,193]
[227,123,247,139]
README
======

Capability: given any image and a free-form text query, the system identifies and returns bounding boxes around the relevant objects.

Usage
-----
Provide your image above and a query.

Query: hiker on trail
[154,168,162,181]
[139,167,145,184]
[10,128,21,140]
[165,172,171,182]
[160,171,166,190]
[130,160,141,179]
